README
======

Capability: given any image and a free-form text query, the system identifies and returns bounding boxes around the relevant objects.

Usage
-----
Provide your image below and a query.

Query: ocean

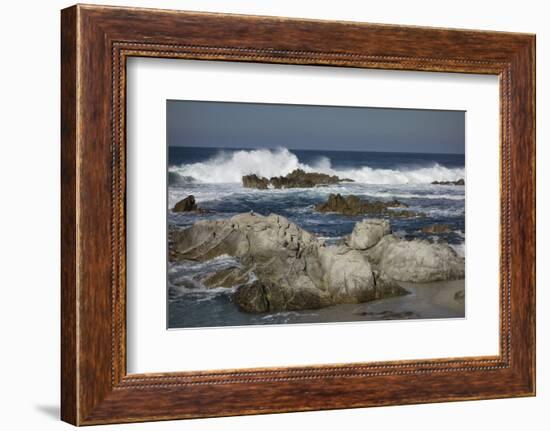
[167,146,465,328]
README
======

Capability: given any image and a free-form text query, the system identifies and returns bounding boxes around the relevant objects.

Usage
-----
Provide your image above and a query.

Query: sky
[167,100,464,154]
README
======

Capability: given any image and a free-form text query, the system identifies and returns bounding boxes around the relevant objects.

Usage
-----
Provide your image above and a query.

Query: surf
[169,147,465,185]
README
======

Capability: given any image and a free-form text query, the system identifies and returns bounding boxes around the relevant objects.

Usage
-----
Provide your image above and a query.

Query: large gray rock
[318,245,375,303]
[235,278,331,313]
[171,213,404,312]
[365,234,465,282]
[346,219,391,250]
[171,213,319,263]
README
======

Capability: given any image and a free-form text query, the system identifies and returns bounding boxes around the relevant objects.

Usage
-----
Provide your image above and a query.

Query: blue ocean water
[167,146,465,328]
[169,146,464,171]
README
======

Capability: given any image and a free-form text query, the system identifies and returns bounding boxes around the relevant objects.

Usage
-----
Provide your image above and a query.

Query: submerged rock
[315,193,420,218]
[242,169,353,189]
[454,289,465,304]
[171,213,403,312]
[354,310,419,320]
[431,179,465,186]
[421,224,453,234]
[171,212,317,262]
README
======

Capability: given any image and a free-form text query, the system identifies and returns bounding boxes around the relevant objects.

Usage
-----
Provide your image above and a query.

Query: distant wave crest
[169,147,465,185]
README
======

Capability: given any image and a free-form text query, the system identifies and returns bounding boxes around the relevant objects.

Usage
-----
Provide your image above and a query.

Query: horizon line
[167,144,465,156]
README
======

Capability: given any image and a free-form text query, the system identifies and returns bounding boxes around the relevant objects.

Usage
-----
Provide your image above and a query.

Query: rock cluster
[431,179,465,186]
[171,214,465,313]
[170,213,406,312]
[315,193,421,218]
[242,169,353,189]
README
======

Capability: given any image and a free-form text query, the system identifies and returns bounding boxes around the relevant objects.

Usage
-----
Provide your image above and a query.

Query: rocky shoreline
[169,212,464,314]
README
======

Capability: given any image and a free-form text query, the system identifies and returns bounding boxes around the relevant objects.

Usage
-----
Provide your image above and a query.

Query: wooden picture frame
[61,4,535,425]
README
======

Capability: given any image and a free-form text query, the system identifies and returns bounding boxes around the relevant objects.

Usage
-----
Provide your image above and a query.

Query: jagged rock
[242,169,353,189]
[315,193,420,217]
[346,219,391,250]
[171,213,392,312]
[421,224,452,234]
[242,174,269,189]
[235,248,401,313]
[431,178,465,186]
[365,234,465,282]
[234,280,270,313]
[173,195,198,212]
[235,278,330,313]
[172,213,463,312]
[170,213,318,263]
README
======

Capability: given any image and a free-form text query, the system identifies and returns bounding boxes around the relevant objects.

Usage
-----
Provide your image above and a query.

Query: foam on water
[168,255,245,295]
[169,147,465,185]
[450,243,465,258]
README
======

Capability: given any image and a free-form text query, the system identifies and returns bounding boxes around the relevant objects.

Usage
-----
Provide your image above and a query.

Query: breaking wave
[169,148,464,185]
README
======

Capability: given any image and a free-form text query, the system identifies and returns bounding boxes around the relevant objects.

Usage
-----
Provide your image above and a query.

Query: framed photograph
[61,4,535,425]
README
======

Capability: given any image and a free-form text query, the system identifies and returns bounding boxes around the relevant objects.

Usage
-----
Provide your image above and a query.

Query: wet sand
[291,279,465,323]
[353,279,465,321]
[168,278,465,328]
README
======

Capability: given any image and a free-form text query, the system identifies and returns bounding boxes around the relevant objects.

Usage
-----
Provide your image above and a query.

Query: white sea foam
[169,148,465,185]
[454,230,466,239]
[170,148,308,184]
[450,243,465,258]
[168,255,247,294]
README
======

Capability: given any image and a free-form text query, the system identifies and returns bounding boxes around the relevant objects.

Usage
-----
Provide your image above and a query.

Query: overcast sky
[167,100,464,154]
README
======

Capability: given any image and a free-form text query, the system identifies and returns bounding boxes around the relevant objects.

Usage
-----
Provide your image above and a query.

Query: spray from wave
[169,148,465,185]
